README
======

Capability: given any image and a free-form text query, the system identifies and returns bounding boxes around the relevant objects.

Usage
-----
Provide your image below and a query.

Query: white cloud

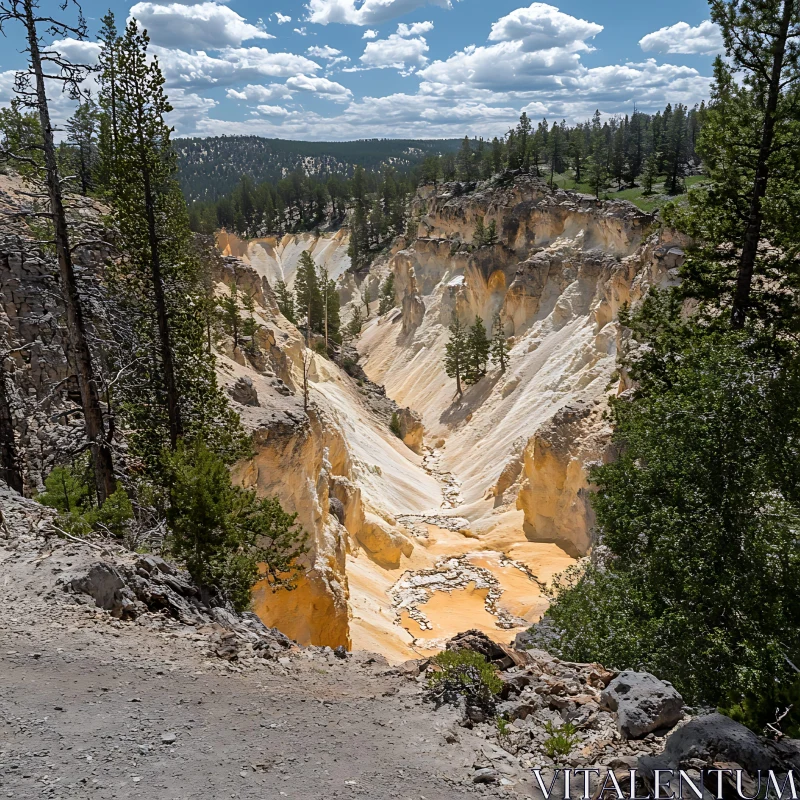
[489,3,602,52]
[153,45,322,89]
[256,104,291,116]
[226,83,293,102]
[360,33,429,70]
[362,29,379,39]
[306,0,458,26]
[274,12,292,23]
[285,74,353,101]
[129,2,273,49]
[307,44,344,59]
[294,27,309,35]
[639,20,723,55]
[397,20,433,37]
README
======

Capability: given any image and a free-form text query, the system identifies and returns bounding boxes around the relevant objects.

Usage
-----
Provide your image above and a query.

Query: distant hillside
[175,136,461,203]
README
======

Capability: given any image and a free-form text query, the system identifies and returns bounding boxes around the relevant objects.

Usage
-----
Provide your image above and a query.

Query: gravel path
[0,501,521,800]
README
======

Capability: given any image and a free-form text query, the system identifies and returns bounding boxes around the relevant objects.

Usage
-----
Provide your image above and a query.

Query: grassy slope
[550,173,706,214]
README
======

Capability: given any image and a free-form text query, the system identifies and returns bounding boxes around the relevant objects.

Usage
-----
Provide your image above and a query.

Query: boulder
[640,712,800,779]
[67,563,125,612]
[600,670,683,739]
[229,376,259,406]
[397,407,424,454]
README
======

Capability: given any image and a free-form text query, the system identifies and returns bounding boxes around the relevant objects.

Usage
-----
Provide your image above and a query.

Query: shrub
[542,721,579,758]
[165,439,308,612]
[389,411,402,438]
[37,457,133,538]
[538,292,800,734]
[427,649,503,714]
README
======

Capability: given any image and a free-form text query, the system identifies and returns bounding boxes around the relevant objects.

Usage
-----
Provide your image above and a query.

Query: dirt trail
[0,515,520,800]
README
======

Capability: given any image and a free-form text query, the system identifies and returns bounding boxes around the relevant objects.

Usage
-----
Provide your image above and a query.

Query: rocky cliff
[357,176,685,558]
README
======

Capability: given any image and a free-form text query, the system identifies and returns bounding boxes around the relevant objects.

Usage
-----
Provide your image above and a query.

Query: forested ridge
[175,135,461,203]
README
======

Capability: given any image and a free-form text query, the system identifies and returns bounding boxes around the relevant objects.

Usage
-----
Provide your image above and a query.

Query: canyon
[210,174,685,660]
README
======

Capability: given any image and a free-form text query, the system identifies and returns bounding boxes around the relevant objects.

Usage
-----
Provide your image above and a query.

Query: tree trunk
[141,159,183,448]
[24,0,116,503]
[731,0,793,329]
[0,365,23,494]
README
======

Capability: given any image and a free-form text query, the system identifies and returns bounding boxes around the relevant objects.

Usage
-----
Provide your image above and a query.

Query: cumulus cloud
[306,0,458,26]
[489,3,602,52]
[397,21,433,36]
[362,29,379,38]
[307,44,344,59]
[153,45,321,89]
[226,83,293,102]
[639,20,723,55]
[360,33,429,70]
[285,74,353,101]
[274,12,292,23]
[256,104,290,116]
[129,2,273,49]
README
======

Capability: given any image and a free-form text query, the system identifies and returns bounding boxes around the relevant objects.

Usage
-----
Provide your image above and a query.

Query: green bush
[542,721,579,758]
[389,411,402,438]
[537,292,800,734]
[165,439,308,612]
[37,457,133,537]
[427,649,503,714]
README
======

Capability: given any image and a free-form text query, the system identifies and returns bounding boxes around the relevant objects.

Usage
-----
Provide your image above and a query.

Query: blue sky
[0,0,721,140]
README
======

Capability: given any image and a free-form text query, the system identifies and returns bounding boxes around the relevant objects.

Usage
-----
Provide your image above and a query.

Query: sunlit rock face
[358,176,683,558]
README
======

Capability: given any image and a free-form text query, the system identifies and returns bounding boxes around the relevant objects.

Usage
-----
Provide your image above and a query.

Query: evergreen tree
[587,110,609,199]
[346,306,363,338]
[465,317,490,384]
[295,250,323,342]
[490,313,509,373]
[378,273,396,315]
[96,11,121,194]
[444,317,468,396]
[218,284,242,350]
[473,216,486,247]
[65,98,98,195]
[98,18,244,469]
[456,136,474,181]
[663,104,689,194]
[275,279,296,323]
[484,219,498,246]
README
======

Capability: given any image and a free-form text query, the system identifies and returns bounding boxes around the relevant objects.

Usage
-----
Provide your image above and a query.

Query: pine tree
[65,98,98,195]
[362,284,371,319]
[484,220,498,246]
[456,136,474,181]
[275,279,296,323]
[295,250,323,343]
[473,216,486,247]
[587,110,609,199]
[325,278,341,344]
[218,284,242,350]
[490,313,509,373]
[465,317,490,384]
[0,0,116,502]
[663,103,689,195]
[98,18,244,469]
[346,306,363,339]
[378,273,396,315]
[444,317,468,396]
[96,11,121,193]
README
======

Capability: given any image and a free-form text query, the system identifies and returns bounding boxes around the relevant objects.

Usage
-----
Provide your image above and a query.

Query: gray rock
[329,497,346,525]
[640,712,800,778]
[229,376,259,406]
[160,733,177,745]
[601,670,683,739]
[67,563,124,611]
[473,768,500,784]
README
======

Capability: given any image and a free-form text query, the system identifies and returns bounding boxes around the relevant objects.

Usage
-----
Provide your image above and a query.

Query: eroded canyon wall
[357,176,684,557]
